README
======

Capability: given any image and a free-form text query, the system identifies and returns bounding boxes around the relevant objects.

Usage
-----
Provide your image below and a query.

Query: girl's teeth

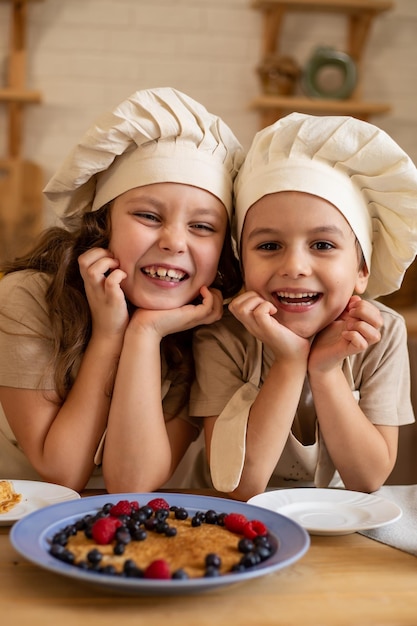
[144,266,186,281]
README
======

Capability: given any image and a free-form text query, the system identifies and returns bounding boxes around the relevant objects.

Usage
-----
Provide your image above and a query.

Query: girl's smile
[109,183,228,310]
[241,191,369,338]
[141,265,188,283]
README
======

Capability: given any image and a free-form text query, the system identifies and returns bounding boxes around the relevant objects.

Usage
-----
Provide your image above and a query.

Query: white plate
[0,479,80,526]
[247,488,402,536]
[10,492,310,595]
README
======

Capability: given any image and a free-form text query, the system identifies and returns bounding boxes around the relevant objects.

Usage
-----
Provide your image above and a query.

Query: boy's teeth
[278,292,316,299]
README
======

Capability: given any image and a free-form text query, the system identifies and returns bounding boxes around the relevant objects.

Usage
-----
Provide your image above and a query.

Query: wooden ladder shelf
[0,0,44,263]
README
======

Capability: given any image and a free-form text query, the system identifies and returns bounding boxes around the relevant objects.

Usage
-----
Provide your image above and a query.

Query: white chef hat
[44,87,244,224]
[234,112,417,299]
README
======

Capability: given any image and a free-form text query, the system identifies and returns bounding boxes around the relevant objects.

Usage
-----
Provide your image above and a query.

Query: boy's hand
[229,290,310,360]
[309,296,383,373]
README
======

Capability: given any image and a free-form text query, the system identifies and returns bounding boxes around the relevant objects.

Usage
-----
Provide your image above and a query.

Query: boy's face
[240,191,369,339]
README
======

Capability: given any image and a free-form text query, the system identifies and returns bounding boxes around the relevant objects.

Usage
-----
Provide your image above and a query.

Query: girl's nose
[159,225,187,254]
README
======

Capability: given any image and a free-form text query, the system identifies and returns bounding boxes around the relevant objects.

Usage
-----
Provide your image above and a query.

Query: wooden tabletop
[2,490,417,626]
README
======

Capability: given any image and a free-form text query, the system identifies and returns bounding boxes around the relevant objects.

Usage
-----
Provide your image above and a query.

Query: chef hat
[44,87,244,224]
[234,112,417,299]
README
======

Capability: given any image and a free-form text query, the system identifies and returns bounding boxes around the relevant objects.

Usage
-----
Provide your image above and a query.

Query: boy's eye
[258,242,280,251]
[312,241,334,251]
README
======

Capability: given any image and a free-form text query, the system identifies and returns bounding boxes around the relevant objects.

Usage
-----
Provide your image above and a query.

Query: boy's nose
[280,248,311,277]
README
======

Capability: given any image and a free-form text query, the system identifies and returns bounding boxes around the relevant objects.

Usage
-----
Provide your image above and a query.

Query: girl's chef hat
[44,87,244,224]
[234,112,417,299]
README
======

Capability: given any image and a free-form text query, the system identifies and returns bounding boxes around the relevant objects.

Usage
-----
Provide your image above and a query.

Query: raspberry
[147,497,170,511]
[91,517,122,545]
[223,513,248,534]
[144,559,171,579]
[109,500,139,516]
[243,519,268,539]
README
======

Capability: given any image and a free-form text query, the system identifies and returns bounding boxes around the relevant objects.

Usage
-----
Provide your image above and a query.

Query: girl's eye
[191,223,216,233]
[134,212,160,222]
[312,241,334,251]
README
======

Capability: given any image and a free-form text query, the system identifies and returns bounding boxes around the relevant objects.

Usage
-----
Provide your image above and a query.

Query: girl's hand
[78,248,129,336]
[309,296,383,373]
[229,290,310,360]
[128,285,224,338]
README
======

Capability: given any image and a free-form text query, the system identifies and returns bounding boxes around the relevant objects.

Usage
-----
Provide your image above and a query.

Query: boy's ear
[355,264,370,295]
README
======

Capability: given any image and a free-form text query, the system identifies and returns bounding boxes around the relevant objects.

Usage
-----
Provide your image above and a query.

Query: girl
[190,113,417,500]
[0,87,243,493]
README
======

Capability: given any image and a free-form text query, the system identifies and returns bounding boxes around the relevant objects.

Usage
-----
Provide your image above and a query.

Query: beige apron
[210,340,357,492]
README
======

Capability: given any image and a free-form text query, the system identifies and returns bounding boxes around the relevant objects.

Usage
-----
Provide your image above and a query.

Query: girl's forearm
[102,329,172,492]
[39,333,124,490]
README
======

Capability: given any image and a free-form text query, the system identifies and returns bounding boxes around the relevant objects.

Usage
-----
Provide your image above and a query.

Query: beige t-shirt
[0,270,197,487]
[190,303,415,492]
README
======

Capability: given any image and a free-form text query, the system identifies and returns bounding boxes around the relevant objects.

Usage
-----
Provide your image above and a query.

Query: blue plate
[10,492,310,595]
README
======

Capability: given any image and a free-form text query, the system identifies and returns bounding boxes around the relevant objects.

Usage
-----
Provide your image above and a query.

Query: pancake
[49,497,275,579]
[0,480,22,514]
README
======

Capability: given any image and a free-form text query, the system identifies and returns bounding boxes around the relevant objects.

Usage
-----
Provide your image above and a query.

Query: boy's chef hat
[44,87,244,224]
[234,112,417,299]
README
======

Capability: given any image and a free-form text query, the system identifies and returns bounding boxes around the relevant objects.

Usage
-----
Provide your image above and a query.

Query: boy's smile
[241,191,369,339]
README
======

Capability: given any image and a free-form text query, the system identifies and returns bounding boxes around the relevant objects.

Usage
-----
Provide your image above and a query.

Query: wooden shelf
[0,88,42,103]
[251,94,391,126]
[252,0,394,13]
[251,0,393,126]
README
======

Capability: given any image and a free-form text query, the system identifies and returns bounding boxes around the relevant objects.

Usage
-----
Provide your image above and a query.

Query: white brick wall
[0,0,416,225]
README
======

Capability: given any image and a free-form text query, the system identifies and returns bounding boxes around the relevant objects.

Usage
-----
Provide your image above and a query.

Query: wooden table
[2,490,417,626]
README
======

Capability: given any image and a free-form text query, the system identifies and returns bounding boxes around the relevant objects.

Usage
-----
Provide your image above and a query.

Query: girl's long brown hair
[1,205,242,402]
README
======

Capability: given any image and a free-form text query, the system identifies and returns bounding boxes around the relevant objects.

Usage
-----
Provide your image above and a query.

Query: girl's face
[109,183,228,310]
[241,191,369,339]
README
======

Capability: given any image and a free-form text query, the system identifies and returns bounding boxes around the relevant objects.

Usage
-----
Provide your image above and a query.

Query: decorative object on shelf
[302,46,357,100]
[257,54,301,96]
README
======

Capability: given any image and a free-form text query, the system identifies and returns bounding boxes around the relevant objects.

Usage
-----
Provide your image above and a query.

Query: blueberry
[87,549,102,565]
[100,565,117,575]
[240,552,261,568]
[174,507,188,521]
[155,521,169,533]
[205,553,221,568]
[205,565,220,577]
[238,538,255,553]
[205,510,218,524]
[113,543,125,555]
[51,532,69,546]
[155,509,169,521]
[115,528,131,544]
[255,545,273,561]
[131,528,147,541]
[144,518,158,531]
[172,568,189,580]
